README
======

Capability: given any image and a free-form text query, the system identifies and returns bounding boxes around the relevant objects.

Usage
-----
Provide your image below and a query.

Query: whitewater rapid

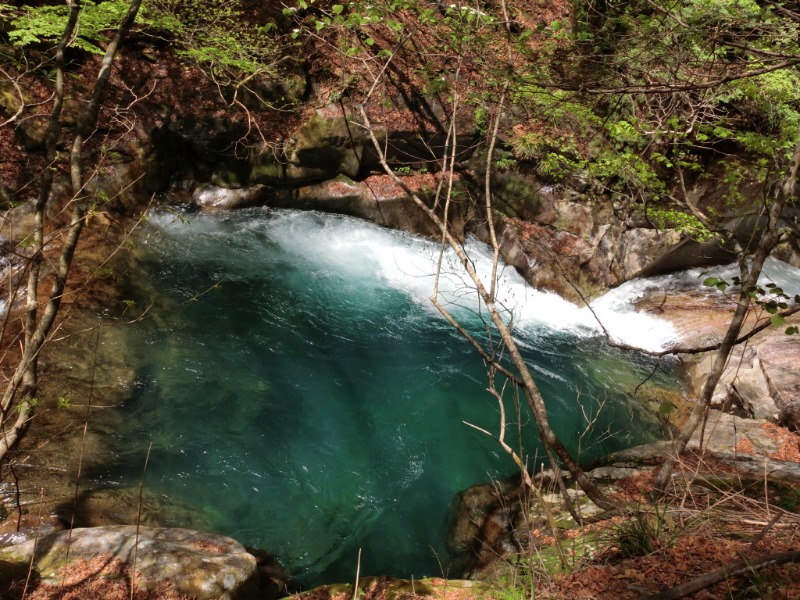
[251,209,679,351]
[146,208,800,354]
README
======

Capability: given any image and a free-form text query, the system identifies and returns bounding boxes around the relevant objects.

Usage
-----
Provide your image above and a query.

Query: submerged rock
[0,526,265,600]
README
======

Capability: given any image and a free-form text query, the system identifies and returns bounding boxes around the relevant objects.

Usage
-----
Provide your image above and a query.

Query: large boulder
[446,480,521,577]
[640,282,800,431]
[193,183,270,211]
[288,174,467,237]
[0,526,262,600]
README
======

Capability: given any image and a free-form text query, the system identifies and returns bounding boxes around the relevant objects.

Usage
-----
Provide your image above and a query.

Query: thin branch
[642,551,800,600]
[524,59,800,95]
[0,68,25,128]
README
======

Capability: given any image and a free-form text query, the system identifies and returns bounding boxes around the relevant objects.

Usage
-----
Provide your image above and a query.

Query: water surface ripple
[95,208,681,587]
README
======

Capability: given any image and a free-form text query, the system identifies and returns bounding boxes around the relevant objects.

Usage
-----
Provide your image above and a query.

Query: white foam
[255,211,679,351]
[150,209,800,353]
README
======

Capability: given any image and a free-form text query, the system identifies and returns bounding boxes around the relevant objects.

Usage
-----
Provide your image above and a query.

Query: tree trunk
[0,0,143,462]
[359,103,616,511]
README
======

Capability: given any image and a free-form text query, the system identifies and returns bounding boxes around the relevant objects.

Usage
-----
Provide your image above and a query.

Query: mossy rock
[249,160,286,184]
[236,72,309,110]
[286,112,366,179]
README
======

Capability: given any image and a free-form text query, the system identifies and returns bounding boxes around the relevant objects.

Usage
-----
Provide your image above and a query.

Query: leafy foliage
[4,0,131,54]
[2,0,282,86]
[145,0,281,79]
[647,207,714,242]
[505,0,800,226]
[702,275,800,333]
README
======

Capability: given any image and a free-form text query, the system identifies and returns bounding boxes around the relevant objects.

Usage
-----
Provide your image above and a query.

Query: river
[85,207,683,587]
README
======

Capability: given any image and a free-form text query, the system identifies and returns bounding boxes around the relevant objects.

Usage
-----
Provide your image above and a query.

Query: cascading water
[88,207,687,588]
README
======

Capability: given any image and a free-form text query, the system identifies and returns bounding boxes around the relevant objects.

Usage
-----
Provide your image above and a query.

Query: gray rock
[194,184,268,210]
[686,410,783,456]
[0,526,259,600]
[687,346,779,419]
[758,335,800,430]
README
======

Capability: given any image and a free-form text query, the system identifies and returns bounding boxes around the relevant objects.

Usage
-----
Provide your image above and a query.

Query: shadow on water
[76,208,683,588]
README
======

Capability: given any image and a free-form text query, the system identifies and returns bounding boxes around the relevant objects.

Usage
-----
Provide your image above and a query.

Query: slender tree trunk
[0,0,81,428]
[0,0,143,461]
[359,104,617,511]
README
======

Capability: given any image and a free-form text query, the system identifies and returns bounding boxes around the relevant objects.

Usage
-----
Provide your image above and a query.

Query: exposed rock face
[290,175,444,236]
[0,526,265,600]
[632,268,800,431]
[639,209,800,278]
[669,309,800,430]
[758,337,800,431]
[685,345,780,421]
[162,101,478,190]
[475,185,682,300]
[189,173,470,238]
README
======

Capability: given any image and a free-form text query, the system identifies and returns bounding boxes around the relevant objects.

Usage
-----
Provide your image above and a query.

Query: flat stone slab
[0,526,258,599]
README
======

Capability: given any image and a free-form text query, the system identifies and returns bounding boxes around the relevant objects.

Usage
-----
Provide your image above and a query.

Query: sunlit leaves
[6,0,131,54]
[146,0,281,78]
[701,273,798,335]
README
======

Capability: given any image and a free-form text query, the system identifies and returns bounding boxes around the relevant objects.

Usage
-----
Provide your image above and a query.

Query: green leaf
[658,402,675,416]
[364,37,375,46]
[771,314,786,327]
[332,4,343,14]
[703,277,720,287]
[786,326,799,335]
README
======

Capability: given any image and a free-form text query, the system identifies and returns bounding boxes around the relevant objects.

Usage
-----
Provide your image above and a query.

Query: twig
[747,509,784,554]
[352,547,362,600]
[131,441,153,600]
[22,487,44,598]
[643,551,800,600]
[8,460,23,531]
